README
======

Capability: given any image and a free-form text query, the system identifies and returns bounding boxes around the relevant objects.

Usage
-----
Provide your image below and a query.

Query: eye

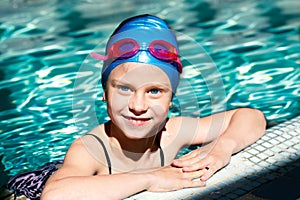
[148,88,161,95]
[117,85,132,93]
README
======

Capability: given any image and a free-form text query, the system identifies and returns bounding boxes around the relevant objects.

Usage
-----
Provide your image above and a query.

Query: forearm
[41,173,151,200]
[172,108,266,181]
[216,108,266,154]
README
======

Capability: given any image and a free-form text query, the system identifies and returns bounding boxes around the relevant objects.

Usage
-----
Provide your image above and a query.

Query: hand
[147,165,206,192]
[171,145,231,181]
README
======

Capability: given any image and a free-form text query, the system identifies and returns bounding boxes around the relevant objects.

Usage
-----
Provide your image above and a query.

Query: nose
[129,92,148,115]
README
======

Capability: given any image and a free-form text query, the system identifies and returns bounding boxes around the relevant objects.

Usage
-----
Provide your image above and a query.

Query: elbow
[41,187,58,200]
[40,191,53,200]
[41,190,69,200]
[253,108,266,136]
[41,183,66,200]
[244,108,267,139]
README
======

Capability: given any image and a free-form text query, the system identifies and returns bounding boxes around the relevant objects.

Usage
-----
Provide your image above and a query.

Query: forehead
[108,62,171,87]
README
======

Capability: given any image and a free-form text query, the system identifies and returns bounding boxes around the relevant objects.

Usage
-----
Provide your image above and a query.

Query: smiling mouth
[123,116,151,126]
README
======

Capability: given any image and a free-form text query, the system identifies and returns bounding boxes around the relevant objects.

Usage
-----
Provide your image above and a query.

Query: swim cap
[100,14,182,93]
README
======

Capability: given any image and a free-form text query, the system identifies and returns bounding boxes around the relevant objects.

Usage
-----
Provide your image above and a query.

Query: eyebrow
[111,79,171,90]
[111,79,130,86]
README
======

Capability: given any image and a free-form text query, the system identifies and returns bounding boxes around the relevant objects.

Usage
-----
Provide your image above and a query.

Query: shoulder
[63,124,109,174]
[46,138,98,181]
[81,124,110,155]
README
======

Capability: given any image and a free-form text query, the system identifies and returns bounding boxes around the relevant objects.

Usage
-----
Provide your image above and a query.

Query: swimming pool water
[0,0,299,177]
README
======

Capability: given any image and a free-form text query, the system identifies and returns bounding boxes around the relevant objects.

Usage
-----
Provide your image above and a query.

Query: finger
[188,179,206,188]
[185,169,207,180]
[173,169,207,190]
[181,158,212,172]
[200,166,216,181]
[191,179,206,188]
[172,156,199,168]
[182,177,206,188]
[172,150,204,167]
[177,150,198,160]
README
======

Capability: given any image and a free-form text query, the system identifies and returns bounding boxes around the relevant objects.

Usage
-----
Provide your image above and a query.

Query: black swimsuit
[86,133,165,174]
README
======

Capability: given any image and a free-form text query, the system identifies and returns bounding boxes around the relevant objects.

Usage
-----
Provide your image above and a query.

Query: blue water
[0,0,299,177]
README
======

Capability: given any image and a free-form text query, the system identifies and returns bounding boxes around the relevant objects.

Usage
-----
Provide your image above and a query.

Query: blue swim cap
[101,14,181,93]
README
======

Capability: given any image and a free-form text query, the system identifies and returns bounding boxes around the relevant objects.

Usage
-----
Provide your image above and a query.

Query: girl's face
[105,62,173,139]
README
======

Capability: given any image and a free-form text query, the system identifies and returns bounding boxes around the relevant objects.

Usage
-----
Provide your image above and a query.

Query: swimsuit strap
[85,133,165,173]
[159,146,165,167]
[156,131,165,167]
[85,134,112,174]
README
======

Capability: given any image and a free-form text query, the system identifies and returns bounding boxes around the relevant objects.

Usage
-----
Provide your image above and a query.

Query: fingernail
[183,167,191,171]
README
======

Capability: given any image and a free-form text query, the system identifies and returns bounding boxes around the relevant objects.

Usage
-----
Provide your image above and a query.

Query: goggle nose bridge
[140,41,148,49]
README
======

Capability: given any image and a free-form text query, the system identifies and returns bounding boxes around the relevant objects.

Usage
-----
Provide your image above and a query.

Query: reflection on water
[0,0,299,176]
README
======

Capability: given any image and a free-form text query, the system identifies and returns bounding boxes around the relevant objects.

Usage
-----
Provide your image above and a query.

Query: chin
[123,128,156,139]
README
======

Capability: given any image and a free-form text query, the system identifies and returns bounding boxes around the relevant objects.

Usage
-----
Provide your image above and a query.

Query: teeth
[127,117,150,126]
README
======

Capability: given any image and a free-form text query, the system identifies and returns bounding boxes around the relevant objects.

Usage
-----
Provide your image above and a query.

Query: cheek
[107,92,129,111]
[150,102,170,118]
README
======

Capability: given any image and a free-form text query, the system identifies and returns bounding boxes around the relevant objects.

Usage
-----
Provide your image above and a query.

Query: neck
[105,122,161,155]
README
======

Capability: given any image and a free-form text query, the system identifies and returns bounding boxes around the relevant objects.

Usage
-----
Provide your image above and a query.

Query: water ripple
[0,0,299,175]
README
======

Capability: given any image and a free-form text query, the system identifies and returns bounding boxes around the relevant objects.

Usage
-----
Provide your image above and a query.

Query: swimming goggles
[90,38,182,73]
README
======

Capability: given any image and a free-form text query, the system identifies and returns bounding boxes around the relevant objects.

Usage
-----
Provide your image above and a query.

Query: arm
[197,108,266,153]
[41,139,151,200]
[41,138,206,200]
[172,108,266,180]
[42,170,151,200]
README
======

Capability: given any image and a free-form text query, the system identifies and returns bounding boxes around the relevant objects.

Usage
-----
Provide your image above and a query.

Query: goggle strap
[90,52,108,61]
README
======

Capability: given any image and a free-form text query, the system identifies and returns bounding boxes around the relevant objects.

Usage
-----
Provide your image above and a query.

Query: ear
[102,92,107,102]
[169,102,172,108]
